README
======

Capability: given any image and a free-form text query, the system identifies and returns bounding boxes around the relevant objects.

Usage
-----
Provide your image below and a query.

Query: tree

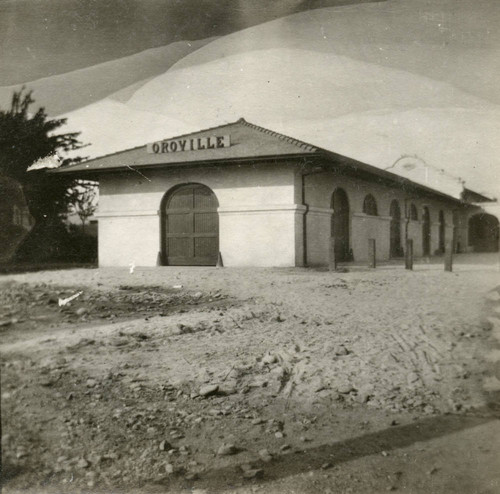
[0,88,86,223]
[68,182,98,234]
[0,88,88,261]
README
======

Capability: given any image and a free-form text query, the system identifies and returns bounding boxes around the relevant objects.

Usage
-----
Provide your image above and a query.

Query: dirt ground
[1,254,500,494]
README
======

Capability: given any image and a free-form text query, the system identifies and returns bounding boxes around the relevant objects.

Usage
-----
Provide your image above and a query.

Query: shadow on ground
[168,410,498,492]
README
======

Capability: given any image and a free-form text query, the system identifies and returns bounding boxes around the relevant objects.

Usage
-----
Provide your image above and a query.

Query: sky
[0,0,498,198]
[0,0,380,85]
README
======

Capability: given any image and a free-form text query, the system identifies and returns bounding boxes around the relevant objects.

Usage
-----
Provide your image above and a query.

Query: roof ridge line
[237,119,319,153]
[153,118,248,142]
[58,118,249,168]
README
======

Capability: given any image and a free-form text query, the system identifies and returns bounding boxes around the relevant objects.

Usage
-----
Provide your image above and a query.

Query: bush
[14,221,97,263]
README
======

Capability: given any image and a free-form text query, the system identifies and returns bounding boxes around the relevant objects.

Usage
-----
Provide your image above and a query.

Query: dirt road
[1,254,500,493]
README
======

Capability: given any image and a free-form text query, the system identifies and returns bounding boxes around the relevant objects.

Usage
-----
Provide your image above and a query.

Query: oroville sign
[147,135,230,154]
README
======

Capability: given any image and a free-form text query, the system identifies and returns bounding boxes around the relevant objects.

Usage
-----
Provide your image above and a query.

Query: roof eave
[318,150,466,205]
[48,152,319,177]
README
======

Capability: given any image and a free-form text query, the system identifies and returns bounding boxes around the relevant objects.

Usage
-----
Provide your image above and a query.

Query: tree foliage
[0,87,86,223]
[0,88,93,262]
[68,182,98,233]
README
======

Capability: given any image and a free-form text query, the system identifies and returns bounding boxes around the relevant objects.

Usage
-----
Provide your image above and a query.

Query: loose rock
[243,468,264,479]
[337,384,355,394]
[258,449,272,462]
[199,384,219,397]
[159,440,172,451]
[262,353,278,365]
[217,443,238,456]
[77,458,90,469]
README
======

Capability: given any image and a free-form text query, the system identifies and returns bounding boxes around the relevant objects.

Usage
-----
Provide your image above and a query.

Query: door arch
[161,183,219,265]
[438,210,445,253]
[331,188,350,262]
[390,200,402,258]
[422,206,431,256]
[468,213,499,252]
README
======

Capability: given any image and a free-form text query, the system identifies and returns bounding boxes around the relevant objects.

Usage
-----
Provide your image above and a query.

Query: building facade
[54,119,498,267]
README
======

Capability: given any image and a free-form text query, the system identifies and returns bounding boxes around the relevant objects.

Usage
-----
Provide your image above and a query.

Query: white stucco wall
[352,213,392,262]
[94,159,478,268]
[218,204,305,267]
[96,162,301,267]
[304,207,331,267]
[302,168,462,265]
[98,214,159,266]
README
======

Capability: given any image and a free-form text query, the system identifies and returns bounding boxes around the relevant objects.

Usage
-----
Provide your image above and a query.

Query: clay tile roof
[52,118,319,175]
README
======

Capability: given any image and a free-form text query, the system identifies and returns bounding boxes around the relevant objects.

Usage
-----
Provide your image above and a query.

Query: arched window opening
[362,194,378,216]
[410,204,418,221]
[422,207,431,256]
[331,188,352,262]
[389,200,403,257]
[438,210,445,253]
[468,213,499,252]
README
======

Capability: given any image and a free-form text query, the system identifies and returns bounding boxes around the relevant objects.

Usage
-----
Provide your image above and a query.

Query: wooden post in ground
[329,237,337,271]
[405,239,413,270]
[444,240,453,272]
[216,252,223,268]
[368,238,376,268]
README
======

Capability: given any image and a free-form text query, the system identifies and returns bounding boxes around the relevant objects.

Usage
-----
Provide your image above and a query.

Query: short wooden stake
[216,251,223,268]
[444,240,453,272]
[368,238,376,268]
[405,239,413,270]
[329,237,337,271]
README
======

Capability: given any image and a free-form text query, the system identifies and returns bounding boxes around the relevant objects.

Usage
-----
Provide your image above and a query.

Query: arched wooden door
[422,207,431,256]
[162,184,219,265]
[331,188,350,262]
[390,200,402,258]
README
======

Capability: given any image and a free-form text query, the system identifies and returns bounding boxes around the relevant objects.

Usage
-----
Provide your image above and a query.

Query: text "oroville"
[147,135,230,154]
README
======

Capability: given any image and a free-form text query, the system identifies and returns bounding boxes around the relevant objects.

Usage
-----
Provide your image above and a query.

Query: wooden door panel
[167,212,193,234]
[195,237,218,259]
[194,212,218,233]
[167,236,192,257]
[194,188,217,209]
[169,188,193,208]
[164,184,218,265]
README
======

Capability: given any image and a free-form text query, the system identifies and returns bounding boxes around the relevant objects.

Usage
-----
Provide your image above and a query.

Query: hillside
[54,0,499,198]
[0,38,216,116]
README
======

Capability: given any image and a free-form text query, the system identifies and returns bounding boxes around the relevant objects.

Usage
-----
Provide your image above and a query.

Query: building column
[304,206,333,266]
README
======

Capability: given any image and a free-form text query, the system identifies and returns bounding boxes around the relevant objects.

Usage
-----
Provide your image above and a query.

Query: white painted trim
[352,213,392,221]
[218,204,307,214]
[98,204,309,218]
[96,210,159,218]
[307,206,333,216]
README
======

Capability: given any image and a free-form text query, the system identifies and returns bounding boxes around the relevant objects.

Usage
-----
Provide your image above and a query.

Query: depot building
[54,118,498,267]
